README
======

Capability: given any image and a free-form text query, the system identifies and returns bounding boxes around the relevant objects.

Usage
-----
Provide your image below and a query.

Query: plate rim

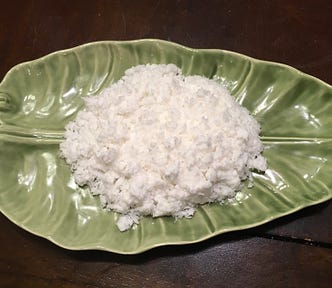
[1,194,331,254]
[1,39,331,89]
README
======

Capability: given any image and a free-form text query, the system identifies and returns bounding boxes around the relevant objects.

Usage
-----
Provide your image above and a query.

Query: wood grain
[0,0,331,287]
[1,0,331,83]
[255,202,332,244]
[0,215,331,288]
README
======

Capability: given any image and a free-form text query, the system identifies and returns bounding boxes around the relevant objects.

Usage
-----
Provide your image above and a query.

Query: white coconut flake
[60,64,267,231]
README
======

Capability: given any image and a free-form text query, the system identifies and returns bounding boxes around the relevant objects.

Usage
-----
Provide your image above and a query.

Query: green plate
[0,40,331,254]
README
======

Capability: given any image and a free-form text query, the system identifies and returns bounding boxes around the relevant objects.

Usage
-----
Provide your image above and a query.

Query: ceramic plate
[0,40,331,254]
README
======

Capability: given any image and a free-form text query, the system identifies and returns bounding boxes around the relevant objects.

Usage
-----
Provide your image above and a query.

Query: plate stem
[0,93,11,112]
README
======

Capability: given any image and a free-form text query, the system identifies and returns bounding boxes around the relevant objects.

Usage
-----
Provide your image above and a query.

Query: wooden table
[1,1,331,287]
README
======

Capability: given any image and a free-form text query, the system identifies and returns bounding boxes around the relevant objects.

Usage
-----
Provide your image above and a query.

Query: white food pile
[60,64,267,231]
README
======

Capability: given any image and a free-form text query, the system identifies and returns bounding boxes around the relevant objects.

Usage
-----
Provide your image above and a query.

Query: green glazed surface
[0,40,331,254]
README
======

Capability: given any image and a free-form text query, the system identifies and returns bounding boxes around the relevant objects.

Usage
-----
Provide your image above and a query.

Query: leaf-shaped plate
[0,40,331,254]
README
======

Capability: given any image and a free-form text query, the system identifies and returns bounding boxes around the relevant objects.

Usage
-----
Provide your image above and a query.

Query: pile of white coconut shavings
[60,64,267,231]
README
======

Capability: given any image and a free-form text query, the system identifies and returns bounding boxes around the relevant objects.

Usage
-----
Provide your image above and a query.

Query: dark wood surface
[1,1,331,287]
